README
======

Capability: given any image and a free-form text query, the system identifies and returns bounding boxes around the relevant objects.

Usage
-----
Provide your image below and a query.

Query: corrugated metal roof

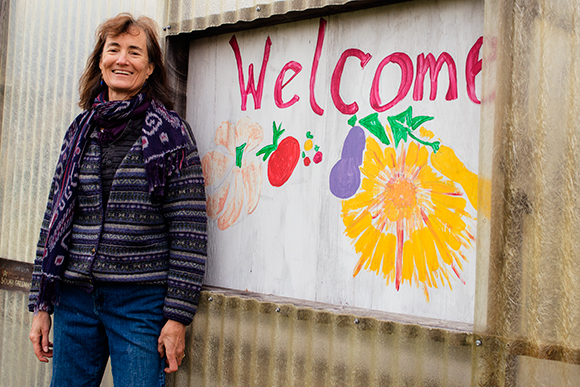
[166,0,362,35]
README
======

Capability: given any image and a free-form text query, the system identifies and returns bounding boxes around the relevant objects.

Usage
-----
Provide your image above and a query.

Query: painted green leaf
[387,109,412,148]
[411,115,434,130]
[359,113,390,146]
[256,121,285,161]
[387,106,439,152]
[236,143,247,167]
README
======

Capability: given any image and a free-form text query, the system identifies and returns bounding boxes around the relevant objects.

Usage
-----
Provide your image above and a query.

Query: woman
[28,13,206,387]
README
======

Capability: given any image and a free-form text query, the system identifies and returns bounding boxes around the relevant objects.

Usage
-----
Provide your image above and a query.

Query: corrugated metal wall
[473,0,580,385]
[170,290,473,387]
[0,289,51,386]
[0,0,166,264]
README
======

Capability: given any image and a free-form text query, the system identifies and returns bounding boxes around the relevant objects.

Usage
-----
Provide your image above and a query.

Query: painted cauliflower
[202,117,264,230]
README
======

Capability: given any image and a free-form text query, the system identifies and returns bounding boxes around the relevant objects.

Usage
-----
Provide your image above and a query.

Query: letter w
[413,53,458,101]
[229,35,272,110]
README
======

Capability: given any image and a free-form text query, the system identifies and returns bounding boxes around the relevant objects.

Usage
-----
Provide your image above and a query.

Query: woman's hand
[29,311,53,362]
[157,319,186,373]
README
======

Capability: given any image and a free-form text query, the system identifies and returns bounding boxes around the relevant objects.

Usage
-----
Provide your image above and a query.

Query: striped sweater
[28,120,207,326]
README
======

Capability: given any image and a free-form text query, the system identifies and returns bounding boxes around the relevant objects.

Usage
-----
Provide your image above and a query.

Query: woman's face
[99,28,154,101]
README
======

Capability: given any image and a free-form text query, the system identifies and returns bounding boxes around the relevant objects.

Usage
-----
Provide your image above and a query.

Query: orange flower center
[382,175,418,221]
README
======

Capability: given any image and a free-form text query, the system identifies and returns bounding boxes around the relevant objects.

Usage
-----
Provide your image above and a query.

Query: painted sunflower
[342,136,476,300]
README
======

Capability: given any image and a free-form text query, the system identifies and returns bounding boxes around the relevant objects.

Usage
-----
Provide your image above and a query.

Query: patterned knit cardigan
[28,121,207,326]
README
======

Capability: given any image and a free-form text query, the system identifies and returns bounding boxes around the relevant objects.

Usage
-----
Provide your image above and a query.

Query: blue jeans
[51,282,167,387]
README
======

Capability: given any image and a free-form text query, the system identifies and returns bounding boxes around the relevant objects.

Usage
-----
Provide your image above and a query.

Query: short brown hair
[78,13,173,110]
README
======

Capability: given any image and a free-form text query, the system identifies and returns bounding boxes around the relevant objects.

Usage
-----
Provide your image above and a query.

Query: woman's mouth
[112,70,132,75]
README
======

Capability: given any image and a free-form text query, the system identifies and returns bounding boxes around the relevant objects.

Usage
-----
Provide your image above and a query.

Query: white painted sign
[188,0,483,324]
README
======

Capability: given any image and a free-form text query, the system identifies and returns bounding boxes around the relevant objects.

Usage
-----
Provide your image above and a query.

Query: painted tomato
[268,136,300,187]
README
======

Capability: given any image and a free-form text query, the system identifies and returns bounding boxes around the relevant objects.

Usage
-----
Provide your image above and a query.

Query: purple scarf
[93,92,150,143]
[35,92,188,312]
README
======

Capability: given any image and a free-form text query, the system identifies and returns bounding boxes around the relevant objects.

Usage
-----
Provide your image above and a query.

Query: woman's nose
[116,52,129,65]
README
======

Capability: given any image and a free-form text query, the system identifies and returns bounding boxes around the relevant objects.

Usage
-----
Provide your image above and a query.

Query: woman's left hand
[157,320,186,373]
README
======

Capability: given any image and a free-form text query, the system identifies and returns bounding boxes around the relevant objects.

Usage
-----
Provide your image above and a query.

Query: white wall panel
[188,0,484,324]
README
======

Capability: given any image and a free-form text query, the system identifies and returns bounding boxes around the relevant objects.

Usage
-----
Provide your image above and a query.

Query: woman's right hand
[29,311,53,362]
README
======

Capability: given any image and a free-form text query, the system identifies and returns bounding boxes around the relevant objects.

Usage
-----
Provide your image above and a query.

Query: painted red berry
[313,151,323,164]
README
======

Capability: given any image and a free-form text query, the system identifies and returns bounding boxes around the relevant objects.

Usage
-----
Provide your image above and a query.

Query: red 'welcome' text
[230,18,483,115]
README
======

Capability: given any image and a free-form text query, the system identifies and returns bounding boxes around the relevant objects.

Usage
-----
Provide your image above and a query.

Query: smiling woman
[27,13,207,387]
[78,13,173,111]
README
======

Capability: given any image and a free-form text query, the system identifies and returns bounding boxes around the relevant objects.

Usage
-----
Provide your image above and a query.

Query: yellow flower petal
[431,145,478,210]
[402,238,414,282]
[405,141,419,169]
[410,229,427,283]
